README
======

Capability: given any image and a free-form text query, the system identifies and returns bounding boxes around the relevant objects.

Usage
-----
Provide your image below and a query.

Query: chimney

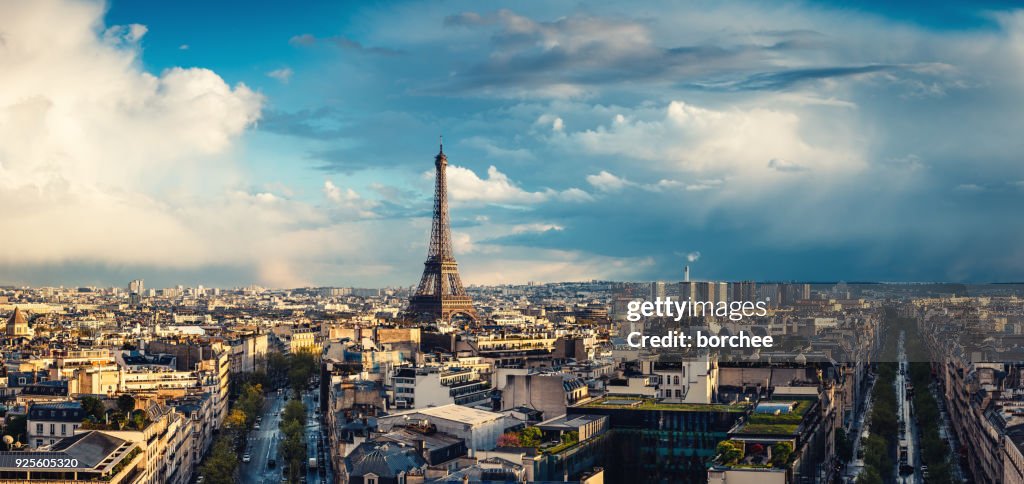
[684,265,690,283]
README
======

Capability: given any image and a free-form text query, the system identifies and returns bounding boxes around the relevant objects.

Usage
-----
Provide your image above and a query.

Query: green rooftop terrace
[733,399,814,436]
[580,397,750,412]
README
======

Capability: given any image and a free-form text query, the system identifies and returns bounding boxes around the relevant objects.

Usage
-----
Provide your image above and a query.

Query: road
[240,391,287,484]
[235,386,331,484]
[844,367,877,482]
[301,389,332,484]
[896,331,921,484]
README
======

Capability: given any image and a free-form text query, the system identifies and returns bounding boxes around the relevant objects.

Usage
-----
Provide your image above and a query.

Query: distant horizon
[4,279,1024,292]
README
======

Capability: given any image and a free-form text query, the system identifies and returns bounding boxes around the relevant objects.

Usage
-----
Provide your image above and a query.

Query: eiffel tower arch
[406,143,478,323]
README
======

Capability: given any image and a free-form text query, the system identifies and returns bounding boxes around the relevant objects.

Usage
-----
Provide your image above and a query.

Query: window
[35,440,42,448]
[674,376,680,385]
[61,424,66,435]
[50,424,55,435]
[36,423,43,433]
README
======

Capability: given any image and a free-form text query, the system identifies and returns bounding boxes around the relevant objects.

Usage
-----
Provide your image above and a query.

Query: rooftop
[389,404,504,425]
[579,397,750,413]
[0,430,136,471]
[537,414,605,431]
[733,399,814,436]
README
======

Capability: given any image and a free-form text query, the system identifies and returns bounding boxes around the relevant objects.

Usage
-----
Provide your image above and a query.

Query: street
[239,391,287,484]
[895,331,920,484]
[301,388,333,484]
[237,387,332,484]
[844,366,876,482]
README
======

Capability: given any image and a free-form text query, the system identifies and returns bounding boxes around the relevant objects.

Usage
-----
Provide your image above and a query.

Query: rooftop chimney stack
[684,265,690,282]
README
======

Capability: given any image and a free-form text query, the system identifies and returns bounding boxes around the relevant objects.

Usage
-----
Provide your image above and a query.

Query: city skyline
[3,0,1024,288]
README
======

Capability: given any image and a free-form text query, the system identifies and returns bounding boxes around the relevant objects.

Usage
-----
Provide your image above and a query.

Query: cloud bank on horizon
[1,0,1023,287]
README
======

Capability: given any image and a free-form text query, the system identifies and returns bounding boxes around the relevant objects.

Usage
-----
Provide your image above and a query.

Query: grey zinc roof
[345,442,425,478]
[0,431,134,471]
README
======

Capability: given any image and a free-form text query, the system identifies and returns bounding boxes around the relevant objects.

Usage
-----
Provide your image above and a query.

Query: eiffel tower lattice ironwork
[406,142,478,322]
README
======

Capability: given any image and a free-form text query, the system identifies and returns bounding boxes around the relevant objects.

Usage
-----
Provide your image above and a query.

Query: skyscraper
[406,143,478,322]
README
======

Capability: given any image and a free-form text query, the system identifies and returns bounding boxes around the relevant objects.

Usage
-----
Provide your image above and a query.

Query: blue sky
[1,0,1024,288]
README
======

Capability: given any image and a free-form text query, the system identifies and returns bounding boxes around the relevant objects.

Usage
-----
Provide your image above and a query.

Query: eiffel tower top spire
[406,142,477,322]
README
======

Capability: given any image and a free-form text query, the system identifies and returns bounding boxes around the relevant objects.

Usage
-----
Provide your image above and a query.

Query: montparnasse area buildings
[0,144,1016,484]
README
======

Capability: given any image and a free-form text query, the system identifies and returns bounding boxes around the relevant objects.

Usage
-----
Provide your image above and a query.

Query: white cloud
[443,164,592,204]
[323,180,378,218]
[586,171,630,192]
[103,23,147,44]
[324,180,352,202]
[567,101,862,183]
[535,114,566,133]
[0,1,273,275]
[585,170,702,193]
[510,223,564,234]
[267,67,293,83]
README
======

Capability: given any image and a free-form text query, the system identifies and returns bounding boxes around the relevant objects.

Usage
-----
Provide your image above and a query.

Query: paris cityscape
[4,1,1024,484]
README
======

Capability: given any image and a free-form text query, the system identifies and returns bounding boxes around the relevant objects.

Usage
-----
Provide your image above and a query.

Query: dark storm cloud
[250,2,1024,283]
[686,65,897,91]
[423,9,913,98]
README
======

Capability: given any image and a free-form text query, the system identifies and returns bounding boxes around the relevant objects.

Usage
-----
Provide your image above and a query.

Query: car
[254,423,261,430]
[242,454,251,463]
[196,477,204,484]
[267,458,276,468]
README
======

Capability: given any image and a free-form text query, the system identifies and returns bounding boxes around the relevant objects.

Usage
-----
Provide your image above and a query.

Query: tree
[3,416,27,448]
[770,441,793,467]
[560,431,579,445]
[835,428,853,461]
[519,427,542,448]
[117,394,135,414]
[497,432,521,447]
[199,436,238,484]
[856,466,883,484]
[80,396,105,420]
[225,409,248,429]
[716,440,744,465]
[282,399,306,425]
[236,383,265,424]
[266,352,290,387]
[130,411,147,430]
[287,351,319,396]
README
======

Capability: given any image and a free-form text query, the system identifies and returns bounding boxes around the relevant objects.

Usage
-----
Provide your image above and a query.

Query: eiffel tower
[406,142,478,322]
